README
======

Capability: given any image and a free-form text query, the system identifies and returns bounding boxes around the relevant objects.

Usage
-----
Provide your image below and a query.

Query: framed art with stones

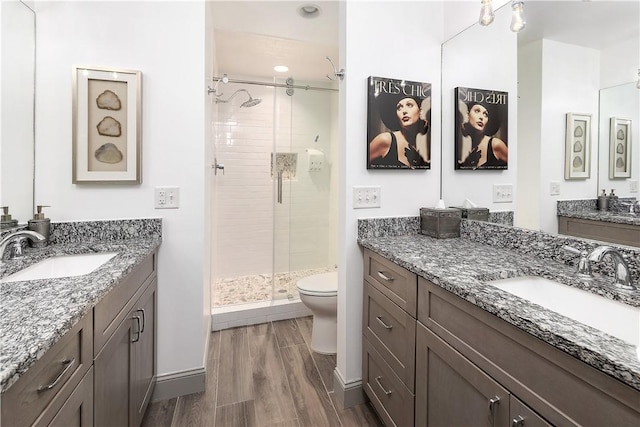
[609,117,632,179]
[564,112,591,180]
[72,66,142,183]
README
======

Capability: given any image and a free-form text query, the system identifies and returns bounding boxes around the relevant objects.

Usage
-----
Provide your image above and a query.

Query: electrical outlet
[550,181,560,196]
[155,186,180,209]
[630,180,639,193]
[353,186,381,209]
[493,184,513,203]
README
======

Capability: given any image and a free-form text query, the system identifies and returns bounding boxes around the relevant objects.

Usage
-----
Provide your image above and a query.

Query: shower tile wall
[213,81,338,282]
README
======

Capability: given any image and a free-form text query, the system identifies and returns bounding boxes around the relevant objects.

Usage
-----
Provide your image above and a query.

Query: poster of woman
[455,87,508,170]
[367,76,431,169]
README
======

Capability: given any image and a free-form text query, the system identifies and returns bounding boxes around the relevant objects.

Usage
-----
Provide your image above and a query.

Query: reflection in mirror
[443,1,639,234]
[1,0,35,228]
[598,82,639,198]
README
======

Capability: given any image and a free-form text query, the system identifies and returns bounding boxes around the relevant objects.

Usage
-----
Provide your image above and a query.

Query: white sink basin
[1,252,118,283]
[490,276,640,346]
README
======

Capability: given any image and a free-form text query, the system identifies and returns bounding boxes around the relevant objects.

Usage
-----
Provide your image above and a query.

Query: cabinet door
[131,279,157,427]
[94,311,134,427]
[46,368,94,427]
[416,323,509,427]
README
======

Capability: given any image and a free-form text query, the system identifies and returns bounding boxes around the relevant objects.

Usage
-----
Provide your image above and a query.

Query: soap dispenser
[597,190,608,211]
[0,206,18,229]
[28,205,50,247]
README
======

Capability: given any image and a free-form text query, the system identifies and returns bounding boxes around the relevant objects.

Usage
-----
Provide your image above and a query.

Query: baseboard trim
[151,367,206,402]
[332,369,365,409]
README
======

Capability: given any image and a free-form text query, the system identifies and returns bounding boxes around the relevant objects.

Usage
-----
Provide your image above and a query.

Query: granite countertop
[358,233,640,392]
[0,237,161,393]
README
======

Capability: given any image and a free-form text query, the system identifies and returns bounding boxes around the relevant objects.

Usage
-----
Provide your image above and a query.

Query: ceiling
[210,1,339,82]
[517,1,639,50]
[209,1,639,82]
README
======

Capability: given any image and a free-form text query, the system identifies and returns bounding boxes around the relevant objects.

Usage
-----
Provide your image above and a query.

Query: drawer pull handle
[376,316,393,330]
[374,376,392,395]
[377,271,394,282]
[512,415,525,427]
[132,315,141,343]
[138,308,146,333]
[37,358,75,392]
[488,396,501,427]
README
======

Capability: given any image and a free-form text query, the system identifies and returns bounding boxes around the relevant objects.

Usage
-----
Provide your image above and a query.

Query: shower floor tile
[213,267,336,308]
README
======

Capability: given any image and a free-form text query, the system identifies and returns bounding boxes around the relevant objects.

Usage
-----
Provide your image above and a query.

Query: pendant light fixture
[510,0,527,32]
[479,0,495,26]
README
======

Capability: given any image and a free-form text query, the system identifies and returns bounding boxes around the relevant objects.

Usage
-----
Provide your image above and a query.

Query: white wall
[441,6,519,210]
[35,0,208,382]
[517,40,543,230]
[338,0,443,391]
[538,40,600,233]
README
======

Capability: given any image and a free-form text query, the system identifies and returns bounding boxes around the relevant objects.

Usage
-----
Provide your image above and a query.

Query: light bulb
[479,0,495,26]
[510,1,526,32]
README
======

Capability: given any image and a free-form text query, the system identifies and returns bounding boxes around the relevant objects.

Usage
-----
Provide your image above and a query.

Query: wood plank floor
[142,316,383,427]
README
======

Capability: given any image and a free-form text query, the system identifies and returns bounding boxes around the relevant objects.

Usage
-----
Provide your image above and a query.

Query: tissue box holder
[420,208,461,238]
[451,206,490,222]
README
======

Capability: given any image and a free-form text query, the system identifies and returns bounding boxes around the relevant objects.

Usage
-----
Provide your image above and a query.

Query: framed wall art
[72,66,142,183]
[564,112,591,180]
[366,76,431,170]
[609,117,632,179]
[454,87,508,170]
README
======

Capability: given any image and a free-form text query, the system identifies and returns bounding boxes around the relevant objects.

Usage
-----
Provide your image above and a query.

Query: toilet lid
[296,271,338,295]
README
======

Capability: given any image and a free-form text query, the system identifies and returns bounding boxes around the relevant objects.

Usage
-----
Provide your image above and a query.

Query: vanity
[0,219,161,427]
[359,218,640,426]
[557,207,640,247]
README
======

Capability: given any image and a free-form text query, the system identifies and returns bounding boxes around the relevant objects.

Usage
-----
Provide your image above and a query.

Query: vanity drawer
[94,251,156,353]
[362,337,414,427]
[363,281,416,391]
[364,248,417,316]
[1,313,93,427]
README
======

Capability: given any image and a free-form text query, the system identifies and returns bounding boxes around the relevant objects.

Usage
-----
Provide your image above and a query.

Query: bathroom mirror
[598,82,640,199]
[442,0,639,232]
[1,0,35,228]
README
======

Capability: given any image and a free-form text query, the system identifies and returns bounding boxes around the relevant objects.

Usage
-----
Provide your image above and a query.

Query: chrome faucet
[587,246,636,290]
[0,230,46,262]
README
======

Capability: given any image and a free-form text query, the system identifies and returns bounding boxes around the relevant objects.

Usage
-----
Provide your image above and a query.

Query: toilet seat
[296,272,337,297]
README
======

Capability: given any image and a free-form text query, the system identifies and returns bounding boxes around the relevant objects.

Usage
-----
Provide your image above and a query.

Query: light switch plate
[353,186,381,209]
[630,180,639,193]
[550,181,560,196]
[493,184,513,203]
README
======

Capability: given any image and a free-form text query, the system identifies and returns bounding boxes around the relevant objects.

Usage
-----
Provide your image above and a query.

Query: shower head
[215,88,262,108]
[241,96,262,108]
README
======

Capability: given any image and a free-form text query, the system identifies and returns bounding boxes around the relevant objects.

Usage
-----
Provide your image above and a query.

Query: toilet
[296,271,338,354]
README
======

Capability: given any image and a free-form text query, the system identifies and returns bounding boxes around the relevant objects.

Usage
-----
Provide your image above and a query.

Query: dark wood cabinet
[94,278,157,427]
[558,215,640,247]
[363,249,640,426]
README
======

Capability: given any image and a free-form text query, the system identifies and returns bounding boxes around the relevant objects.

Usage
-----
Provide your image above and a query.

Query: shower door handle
[277,171,283,204]
[213,158,225,175]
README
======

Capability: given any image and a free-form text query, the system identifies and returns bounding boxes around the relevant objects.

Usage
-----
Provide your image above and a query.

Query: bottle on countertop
[607,189,619,212]
[27,205,50,247]
[0,206,18,229]
[597,189,608,211]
